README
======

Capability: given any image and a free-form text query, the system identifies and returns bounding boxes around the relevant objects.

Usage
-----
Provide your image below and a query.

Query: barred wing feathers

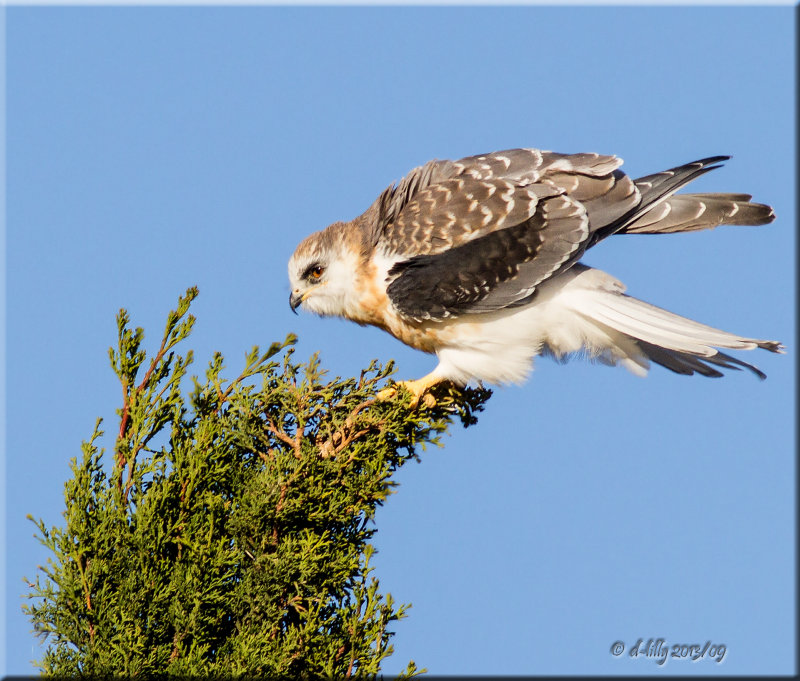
[380,149,638,321]
[372,149,775,327]
[386,192,589,321]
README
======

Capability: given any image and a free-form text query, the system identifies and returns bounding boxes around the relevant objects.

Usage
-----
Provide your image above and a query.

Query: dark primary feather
[636,341,768,380]
[375,149,775,322]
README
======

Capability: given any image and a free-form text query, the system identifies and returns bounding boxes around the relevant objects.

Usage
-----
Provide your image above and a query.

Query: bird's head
[288,222,361,318]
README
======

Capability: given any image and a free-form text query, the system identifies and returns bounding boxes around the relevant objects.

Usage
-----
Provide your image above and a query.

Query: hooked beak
[289,291,303,314]
[290,282,325,313]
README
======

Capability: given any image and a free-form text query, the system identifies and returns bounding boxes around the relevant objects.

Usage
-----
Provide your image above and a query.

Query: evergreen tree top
[24,287,491,677]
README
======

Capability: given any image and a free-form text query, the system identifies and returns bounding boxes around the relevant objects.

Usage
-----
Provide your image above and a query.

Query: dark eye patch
[302,263,325,281]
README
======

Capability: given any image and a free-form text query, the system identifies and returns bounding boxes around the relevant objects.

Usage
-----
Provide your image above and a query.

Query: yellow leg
[377,371,445,407]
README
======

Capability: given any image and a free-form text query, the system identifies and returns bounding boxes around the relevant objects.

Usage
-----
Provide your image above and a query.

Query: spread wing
[377,148,640,322]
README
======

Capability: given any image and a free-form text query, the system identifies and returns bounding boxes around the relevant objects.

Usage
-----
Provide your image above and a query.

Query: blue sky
[3,5,795,676]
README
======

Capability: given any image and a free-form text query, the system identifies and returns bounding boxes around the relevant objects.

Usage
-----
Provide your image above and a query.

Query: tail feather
[592,156,777,239]
[620,193,775,235]
[580,293,778,356]
[565,270,783,379]
[589,156,737,246]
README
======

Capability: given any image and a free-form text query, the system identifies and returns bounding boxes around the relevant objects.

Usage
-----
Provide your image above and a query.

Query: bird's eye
[306,264,325,281]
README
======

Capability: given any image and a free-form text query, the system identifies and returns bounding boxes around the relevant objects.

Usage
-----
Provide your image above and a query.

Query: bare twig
[267,418,302,459]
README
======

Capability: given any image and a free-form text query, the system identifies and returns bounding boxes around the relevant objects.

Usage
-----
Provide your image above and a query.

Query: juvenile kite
[288,149,782,403]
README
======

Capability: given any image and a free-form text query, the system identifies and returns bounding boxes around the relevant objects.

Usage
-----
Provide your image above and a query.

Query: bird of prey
[288,148,782,404]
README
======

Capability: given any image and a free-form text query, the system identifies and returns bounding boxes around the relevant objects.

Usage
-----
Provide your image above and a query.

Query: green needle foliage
[24,287,491,677]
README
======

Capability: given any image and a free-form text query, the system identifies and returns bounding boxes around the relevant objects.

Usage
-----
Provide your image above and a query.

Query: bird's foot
[377,374,443,408]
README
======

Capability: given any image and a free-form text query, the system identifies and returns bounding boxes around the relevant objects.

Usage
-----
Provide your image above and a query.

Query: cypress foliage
[23,287,490,676]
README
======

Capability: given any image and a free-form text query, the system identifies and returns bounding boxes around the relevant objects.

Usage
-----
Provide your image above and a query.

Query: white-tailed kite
[288,149,783,403]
